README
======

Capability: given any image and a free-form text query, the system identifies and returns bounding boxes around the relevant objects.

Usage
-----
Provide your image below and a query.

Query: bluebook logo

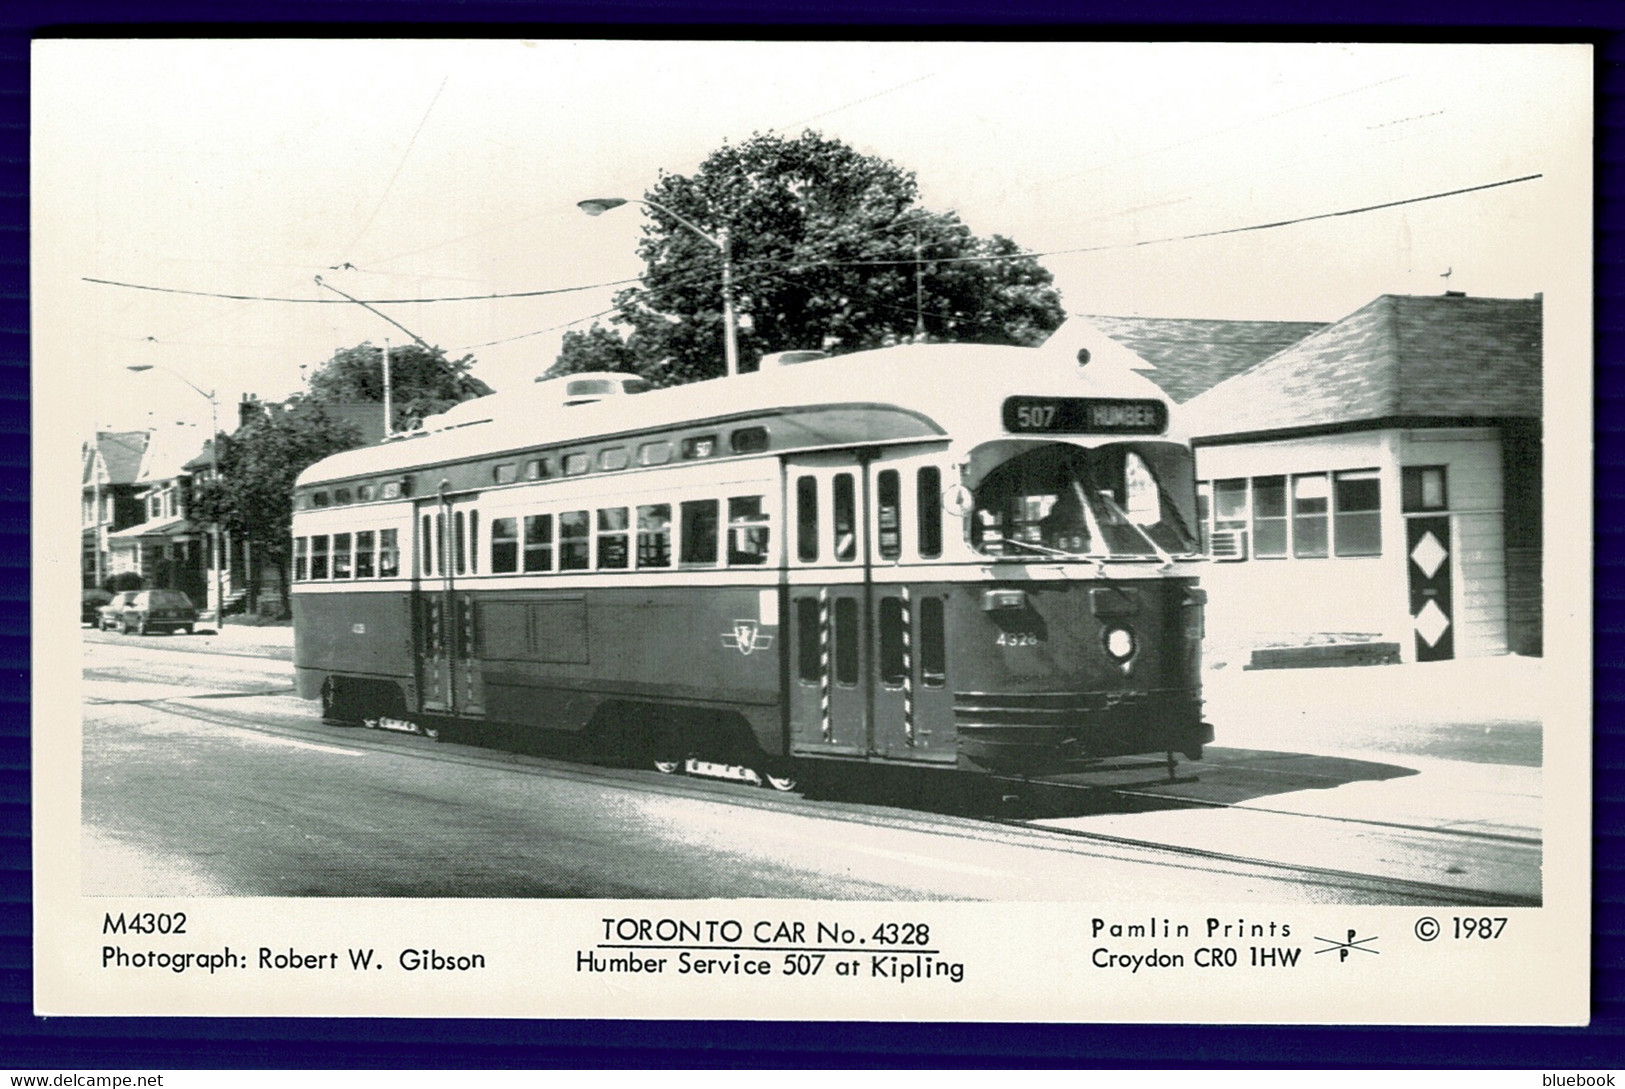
[1544,1078,1615,1086]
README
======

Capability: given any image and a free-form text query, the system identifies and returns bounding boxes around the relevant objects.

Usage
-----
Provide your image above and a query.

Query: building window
[1212,478,1248,559]
[597,507,630,569]
[523,514,553,572]
[727,496,770,565]
[491,518,519,573]
[1252,475,1288,558]
[637,504,672,568]
[1291,473,1330,558]
[379,529,400,578]
[1334,469,1383,556]
[560,510,590,570]
[680,499,719,565]
[356,530,376,578]
[1403,465,1448,512]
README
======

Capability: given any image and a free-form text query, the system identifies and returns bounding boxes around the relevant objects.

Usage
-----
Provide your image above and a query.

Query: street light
[127,363,224,628]
[578,196,739,378]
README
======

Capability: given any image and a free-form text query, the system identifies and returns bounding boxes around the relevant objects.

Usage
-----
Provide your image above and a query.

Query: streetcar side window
[730,426,769,454]
[680,499,719,565]
[681,435,717,460]
[919,597,946,687]
[637,504,672,568]
[493,463,516,484]
[311,534,330,580]
[421,516,432,576]
[559,510,590,570]
[525,457,551,481]
[523,514,553,572]
[435,514,445,575]
[379,529,400,578]
[833,598,859,686]
[796,599,820,684]
[333,533,352,579]
[454,512,467,575]
[727,496,770,566]
[599,447,629,472]
[356,530,375,578]
[491,517,519,573]
[833,474,857,562]
[334,488,352,505]
[796,476,818,562]
[294,537,308,581]
[597,507,630,569]
[469,511,479,573]
[878,597,906,685]
[563,453,590,477]
[638,441,672,467]
[357,484,375,502]
[877,469,901,561]
[917,467,942,558]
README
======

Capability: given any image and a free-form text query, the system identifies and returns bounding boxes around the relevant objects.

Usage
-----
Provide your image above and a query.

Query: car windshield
[145,590,193,608]
[970,441,1200,560]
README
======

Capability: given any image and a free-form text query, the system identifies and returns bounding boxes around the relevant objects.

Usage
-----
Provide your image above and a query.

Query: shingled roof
[1184,294,1543,440]
[1081,315,1327,403]
[82,430,149,487]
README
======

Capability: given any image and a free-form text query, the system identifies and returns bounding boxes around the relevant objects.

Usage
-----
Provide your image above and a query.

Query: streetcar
[289,341,1213,789]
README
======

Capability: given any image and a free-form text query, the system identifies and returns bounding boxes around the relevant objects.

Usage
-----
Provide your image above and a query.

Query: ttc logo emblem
[722,620,774,656]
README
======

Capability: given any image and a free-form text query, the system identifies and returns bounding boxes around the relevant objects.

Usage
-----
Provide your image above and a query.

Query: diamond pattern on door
[1410,530,1448,579]
[1414,599,1451,648]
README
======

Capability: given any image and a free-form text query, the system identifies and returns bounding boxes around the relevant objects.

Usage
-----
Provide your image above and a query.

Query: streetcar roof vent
[758,350,828,368]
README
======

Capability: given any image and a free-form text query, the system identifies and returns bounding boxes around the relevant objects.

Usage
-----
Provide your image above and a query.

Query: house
[81,430,150,588]
[1172,293,1541,661]
[104,427,214,607]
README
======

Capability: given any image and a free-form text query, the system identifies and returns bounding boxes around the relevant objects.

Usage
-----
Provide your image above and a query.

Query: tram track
[93,684,1539,906]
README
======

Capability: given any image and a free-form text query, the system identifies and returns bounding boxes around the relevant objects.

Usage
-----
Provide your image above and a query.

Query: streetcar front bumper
[953,689,1212,773]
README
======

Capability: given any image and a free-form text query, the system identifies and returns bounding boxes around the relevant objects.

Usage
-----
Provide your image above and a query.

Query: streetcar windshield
[969,441,1199,560]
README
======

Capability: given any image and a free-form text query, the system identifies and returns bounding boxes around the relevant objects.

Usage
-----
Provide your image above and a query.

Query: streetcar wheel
[762,761,799,793]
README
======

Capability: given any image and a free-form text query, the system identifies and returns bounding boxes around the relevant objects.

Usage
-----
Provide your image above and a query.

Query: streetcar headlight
[1103,626,1136,662]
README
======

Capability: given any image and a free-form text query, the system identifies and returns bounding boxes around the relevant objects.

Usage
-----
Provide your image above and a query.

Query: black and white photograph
[34,39,1590,1021]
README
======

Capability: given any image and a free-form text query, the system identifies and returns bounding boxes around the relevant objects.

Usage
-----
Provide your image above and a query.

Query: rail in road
[82,643,1540,906]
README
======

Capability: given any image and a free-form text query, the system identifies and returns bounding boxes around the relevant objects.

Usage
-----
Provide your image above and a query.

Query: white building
[1075,293,1542,662]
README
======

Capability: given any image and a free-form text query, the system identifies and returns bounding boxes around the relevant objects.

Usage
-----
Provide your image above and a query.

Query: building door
[1406,516,1454,661]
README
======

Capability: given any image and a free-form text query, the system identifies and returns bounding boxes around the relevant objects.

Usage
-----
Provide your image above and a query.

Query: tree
[307,342,493,431]
[191,397,363,614]
[550,131,1066,385]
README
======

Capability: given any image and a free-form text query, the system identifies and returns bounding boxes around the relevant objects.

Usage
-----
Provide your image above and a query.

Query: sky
[32,39,1591,440]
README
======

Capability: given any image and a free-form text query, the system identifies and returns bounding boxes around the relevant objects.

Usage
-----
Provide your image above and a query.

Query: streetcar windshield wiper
[1095,491,1176,569]
[991,534,1109,573]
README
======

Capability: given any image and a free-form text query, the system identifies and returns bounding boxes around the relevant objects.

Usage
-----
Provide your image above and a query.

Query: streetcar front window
[970,442,1199,560]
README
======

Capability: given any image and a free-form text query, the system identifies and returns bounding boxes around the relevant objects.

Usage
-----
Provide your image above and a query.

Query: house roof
[1080,315,1328,404]
[83,431,150,487]
[107,515,197,541]
[135,429,212,485]
[1184,294,1543,439]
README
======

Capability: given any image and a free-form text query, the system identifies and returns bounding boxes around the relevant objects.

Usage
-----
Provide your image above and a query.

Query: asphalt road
[78,633,1541,902]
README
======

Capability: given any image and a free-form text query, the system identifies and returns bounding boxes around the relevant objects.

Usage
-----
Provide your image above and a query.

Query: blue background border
[4,7,1618,1068]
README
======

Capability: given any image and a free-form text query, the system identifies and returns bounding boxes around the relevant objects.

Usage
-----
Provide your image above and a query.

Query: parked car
[97,591,140,631]
[106,589,198,635]
[81,588,113,626]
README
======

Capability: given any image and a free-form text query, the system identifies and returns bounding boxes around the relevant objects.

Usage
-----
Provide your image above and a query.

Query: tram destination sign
[1002,396,1168,436]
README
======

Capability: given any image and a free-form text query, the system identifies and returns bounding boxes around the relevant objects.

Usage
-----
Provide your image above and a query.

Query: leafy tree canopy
[190,397,364,608]
[551,130,1065,385]
[307,342,493,430]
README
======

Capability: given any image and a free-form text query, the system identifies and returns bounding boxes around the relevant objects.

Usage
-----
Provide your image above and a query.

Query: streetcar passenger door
[413,497,485,719]
[785,456,869,757]
[868,455,957,765]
